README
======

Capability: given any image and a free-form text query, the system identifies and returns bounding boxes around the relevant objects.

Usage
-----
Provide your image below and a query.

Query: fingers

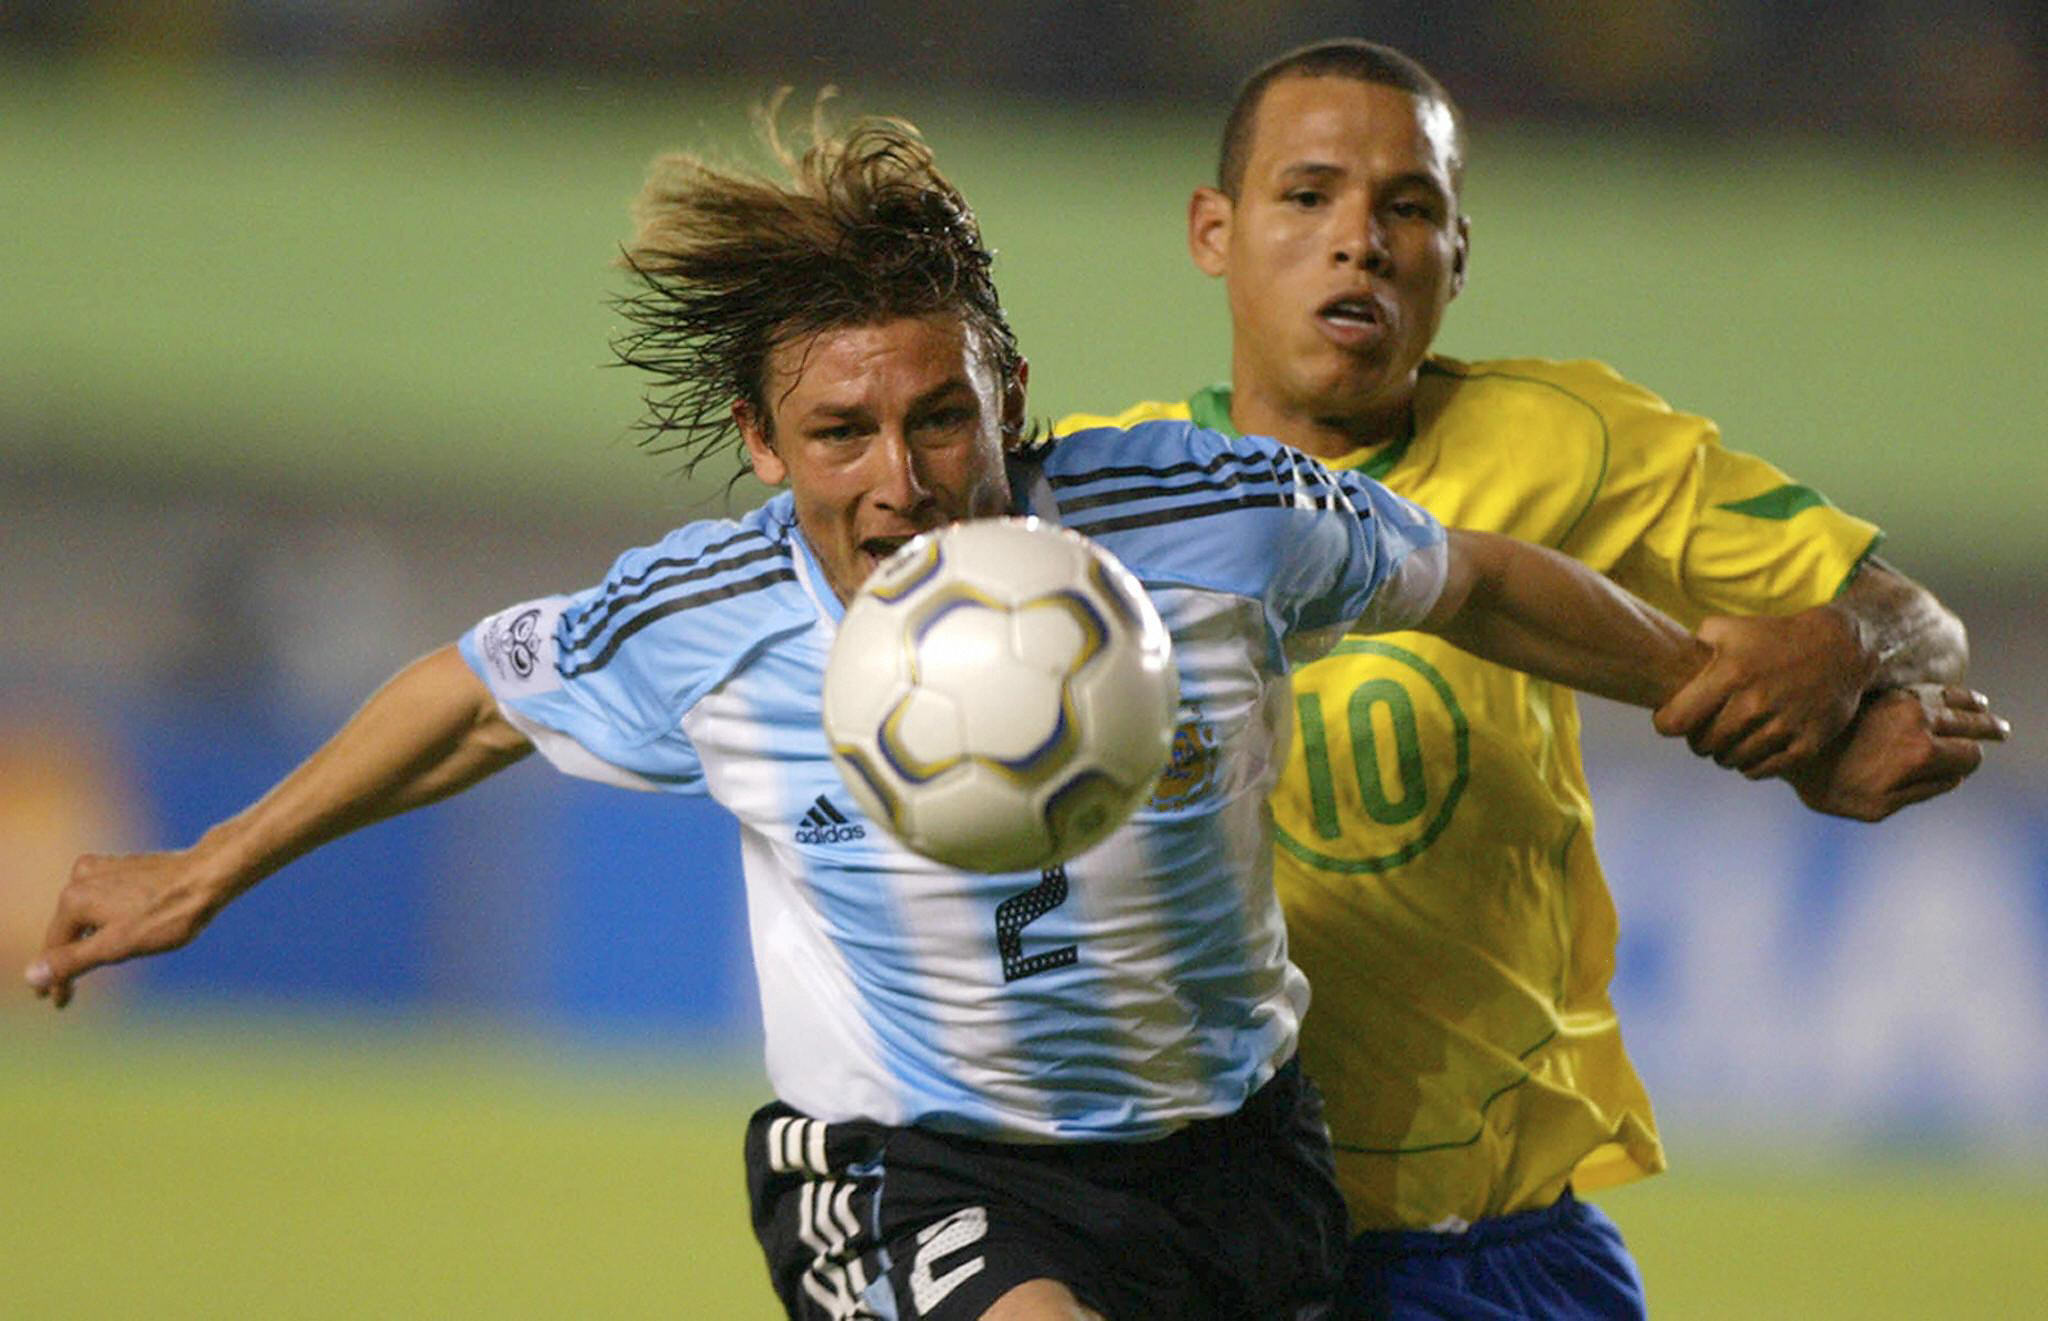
[32,861,106,1006]
[30,882,114,1008]
[28,926,113,1010]
[1652,665,1731,740]
[1740,736,1814,781]
[27,850,202,1010]
[1674,694,1807,774]
[1875,773,1970,818]
[1901,736,1986,786]
[1927,703,2010,743]
[41,854,104,959]
[1705,715,1788,774]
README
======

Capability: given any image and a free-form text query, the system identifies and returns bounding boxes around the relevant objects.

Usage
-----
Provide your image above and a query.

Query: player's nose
[1330,197,1391,274]
[869,428,934,511]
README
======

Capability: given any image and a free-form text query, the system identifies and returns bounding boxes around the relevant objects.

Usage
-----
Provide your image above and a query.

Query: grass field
[6,1009,2043,1319]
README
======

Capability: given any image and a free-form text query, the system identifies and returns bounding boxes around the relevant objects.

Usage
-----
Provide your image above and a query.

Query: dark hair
[611,95,1024,477]
[1217,39,1465,198]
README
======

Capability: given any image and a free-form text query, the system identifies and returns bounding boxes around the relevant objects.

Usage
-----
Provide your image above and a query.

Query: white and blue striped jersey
[460,420,1447,1143]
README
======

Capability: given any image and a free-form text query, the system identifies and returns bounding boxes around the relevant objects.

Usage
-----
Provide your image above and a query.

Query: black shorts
[745,1057,1347,1320]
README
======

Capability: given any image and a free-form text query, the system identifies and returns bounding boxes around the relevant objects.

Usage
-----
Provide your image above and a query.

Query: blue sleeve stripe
[1058,456,1352,522]
[1065,489,1306,539]
[1057,469,1289,515]
[558,566,798,679]
[1046,448,1277,492]
[564,535,782,652]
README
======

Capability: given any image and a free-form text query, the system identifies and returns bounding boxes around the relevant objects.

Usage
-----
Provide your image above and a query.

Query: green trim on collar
[1186,381,1412,479]
[1188,383,1237,435]
[1354,430,1411,480]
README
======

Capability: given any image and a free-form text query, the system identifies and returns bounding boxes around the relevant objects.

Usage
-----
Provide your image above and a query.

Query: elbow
[1415,528,1493,636]
[1899,579,1971,685]
[1934,605,1970,685]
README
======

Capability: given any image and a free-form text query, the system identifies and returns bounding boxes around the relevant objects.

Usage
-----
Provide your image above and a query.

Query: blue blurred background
[3,3,2045,1316]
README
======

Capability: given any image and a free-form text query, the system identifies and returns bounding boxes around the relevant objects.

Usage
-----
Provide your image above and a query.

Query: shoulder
[1053,398,1194,436]
[1018,422,1425,592]
[1418,354,1720,507]
[1424,355,1705,442]
[1027,417,1319,498]
[555,494,810,687]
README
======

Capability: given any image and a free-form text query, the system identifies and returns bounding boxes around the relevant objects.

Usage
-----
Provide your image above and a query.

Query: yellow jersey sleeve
[1531,359,1884,625]
[1054,398,1196,435]
[1071,361,1886,1233]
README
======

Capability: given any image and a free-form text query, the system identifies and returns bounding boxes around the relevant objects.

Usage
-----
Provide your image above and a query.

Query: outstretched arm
[1651,559,2003,788]
[1416,529,1711,709]
[26,645,531,1008]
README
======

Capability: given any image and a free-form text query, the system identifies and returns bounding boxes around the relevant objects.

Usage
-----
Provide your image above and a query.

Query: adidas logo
[794,795,866,846]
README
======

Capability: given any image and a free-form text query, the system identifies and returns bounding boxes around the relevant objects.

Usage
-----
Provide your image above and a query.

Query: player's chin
[1299,372,1398,419]
[1299,344,1396,389]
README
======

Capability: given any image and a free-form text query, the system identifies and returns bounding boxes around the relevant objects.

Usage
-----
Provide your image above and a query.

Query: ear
[1188,187,1233,278]
[1002,357,1030,442]
[1449,213,1472,299]
[735,400,787,486]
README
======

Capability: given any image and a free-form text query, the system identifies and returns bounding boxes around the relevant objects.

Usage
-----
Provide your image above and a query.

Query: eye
[809,423,862,443]
[1388,197,1444,224]
[1284,188,1326,209]
[917,406,977,432]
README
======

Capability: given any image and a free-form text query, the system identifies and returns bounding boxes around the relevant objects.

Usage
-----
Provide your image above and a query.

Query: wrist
[1815,601,1883,692]
[187,819,272,908]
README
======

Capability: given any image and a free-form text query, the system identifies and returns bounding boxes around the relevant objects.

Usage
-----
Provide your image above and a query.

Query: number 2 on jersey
[994,866,1077,982]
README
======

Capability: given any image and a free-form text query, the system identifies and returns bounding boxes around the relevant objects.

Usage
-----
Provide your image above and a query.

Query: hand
[1653,606,1875,778]
[24,850,228,1009]
[1787,684,2009,822]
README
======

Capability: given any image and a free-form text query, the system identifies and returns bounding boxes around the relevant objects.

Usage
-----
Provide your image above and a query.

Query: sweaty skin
[30,313,1741,1013]
[736,316,1018,605]
[1190,76,1468,458]
[1189,72,1996,788]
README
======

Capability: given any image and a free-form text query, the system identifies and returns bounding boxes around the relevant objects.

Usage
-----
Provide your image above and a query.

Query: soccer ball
[822,517,1179,873]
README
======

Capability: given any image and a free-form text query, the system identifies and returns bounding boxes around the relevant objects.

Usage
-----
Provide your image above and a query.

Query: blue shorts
[1339,1190,1646,1320]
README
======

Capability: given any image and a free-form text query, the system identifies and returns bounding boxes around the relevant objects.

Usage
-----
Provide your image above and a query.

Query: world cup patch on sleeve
[473,597,569,697]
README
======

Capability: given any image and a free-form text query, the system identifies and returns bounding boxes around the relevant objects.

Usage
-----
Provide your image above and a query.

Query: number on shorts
[910,1205,988,1315]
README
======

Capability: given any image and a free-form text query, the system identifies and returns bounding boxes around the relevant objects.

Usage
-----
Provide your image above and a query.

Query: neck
[1227,381,1413,463]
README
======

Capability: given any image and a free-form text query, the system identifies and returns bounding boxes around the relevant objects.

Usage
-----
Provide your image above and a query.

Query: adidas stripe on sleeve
[1023,421,1448,653]
[453,423,1447,1146]
[459,506,802,793]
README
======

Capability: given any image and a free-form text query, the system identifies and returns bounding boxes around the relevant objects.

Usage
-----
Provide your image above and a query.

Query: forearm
[187,645,530,906]
[27,644,533,1007]
[1831,559,1968,689]
[1422,529,1708,708]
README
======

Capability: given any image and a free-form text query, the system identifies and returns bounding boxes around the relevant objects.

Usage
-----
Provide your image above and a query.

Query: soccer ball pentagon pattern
[822,518,1179,873]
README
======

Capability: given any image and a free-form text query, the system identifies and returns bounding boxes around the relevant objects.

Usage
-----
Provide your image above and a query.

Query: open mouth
[1317,293,1385,331]
[859,535,916,565]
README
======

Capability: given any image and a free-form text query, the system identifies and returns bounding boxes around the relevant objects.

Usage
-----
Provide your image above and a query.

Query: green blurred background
[7,55,2045,576]
[5,5,2046,1317]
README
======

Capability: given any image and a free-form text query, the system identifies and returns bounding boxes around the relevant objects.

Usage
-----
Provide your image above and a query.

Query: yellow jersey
[1059,357,1880,1229]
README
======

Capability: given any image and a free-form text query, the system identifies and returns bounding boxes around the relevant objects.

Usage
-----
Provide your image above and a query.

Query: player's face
[738,314,1020,604]
[1190,77,1469,450]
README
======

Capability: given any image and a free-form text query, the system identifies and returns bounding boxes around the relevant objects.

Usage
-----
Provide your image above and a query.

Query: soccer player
[1058,39,2009,1320]
[30,114,1842,1321]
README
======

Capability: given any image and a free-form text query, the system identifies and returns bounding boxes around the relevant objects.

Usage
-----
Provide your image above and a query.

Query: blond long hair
[612,94,1023,479]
